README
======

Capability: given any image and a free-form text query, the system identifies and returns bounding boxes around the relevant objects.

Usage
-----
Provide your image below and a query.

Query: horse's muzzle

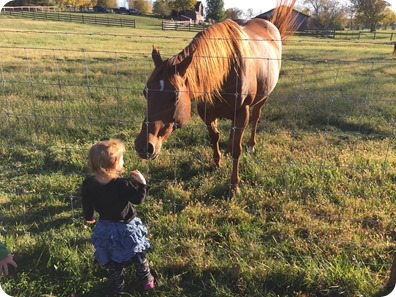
[135,142,157,160]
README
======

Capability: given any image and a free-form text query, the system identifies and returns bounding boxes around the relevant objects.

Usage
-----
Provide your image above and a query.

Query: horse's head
[135,46,193,160]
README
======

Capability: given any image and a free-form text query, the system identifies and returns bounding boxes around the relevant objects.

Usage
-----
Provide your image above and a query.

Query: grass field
[0,15,396,297]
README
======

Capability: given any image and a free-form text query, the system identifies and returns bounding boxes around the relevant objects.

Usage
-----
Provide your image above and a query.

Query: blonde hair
[87,139,125,178]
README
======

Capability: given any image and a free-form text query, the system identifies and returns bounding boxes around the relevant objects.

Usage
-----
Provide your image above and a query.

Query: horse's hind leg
[247,98,267,153]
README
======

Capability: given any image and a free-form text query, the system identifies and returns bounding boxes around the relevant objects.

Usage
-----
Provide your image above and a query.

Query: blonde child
[81,139,154,296]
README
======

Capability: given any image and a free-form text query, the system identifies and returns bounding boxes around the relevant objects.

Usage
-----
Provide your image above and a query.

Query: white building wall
[116,0,128,9]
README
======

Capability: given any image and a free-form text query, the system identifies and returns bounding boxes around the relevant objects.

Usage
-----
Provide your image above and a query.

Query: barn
[171,1,204,24]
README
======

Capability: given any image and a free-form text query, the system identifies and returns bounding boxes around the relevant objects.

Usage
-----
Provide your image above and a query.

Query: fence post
[373,31,376,40]
[391,33,393,41]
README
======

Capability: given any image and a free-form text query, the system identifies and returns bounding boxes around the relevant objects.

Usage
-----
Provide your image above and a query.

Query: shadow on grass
[374,283,395,297]
[77,263,315,297]
[1,201,80,232]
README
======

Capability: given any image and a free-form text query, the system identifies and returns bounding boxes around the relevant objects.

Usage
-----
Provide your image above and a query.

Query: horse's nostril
[147,143,154,156]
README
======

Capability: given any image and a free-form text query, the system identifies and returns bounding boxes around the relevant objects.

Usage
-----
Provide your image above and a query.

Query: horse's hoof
[247,146,255,153]
[211,160,220,171]
[227,184,240,199]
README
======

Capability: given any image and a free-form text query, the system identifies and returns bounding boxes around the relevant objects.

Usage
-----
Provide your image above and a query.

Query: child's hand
[86,219,96,224]
[0,254,17,276]
[130,170,146,185]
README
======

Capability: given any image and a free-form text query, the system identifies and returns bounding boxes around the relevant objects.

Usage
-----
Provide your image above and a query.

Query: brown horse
[135,0,297,194]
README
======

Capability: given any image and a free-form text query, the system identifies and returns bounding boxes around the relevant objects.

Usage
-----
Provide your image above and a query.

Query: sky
[200,0,396,15]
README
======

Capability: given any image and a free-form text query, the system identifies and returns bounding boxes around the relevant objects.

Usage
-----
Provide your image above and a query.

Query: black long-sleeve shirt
[81,176,149,224]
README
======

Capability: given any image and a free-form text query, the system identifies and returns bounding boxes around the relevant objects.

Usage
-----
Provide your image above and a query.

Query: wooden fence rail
[1,10,136,28]
[162,21,209,32]
[2,5,60,12]
[160,23,394,41]
[296,29,395,40]
[335,30,395,41]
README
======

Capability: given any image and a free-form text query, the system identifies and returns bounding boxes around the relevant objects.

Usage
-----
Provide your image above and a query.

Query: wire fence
[0,30,395,292]
[1,34,395,197]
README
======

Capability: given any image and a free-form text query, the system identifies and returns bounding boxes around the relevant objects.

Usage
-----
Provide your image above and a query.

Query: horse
[135,0,298,195]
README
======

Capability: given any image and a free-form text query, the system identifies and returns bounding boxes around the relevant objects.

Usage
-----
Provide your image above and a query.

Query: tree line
[6,0,396,31]
[300,0,396,31]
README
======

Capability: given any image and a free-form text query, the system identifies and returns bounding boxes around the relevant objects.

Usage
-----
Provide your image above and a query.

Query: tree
[170,0,195,12]
[96,0,116,8]
[205,0,225,22]
[131,0,152,13]
[303,0,348,29]
[379,7,396,29]
[225,7,243,19]
[57,0,95,8]
[153,0,172,16]
[246,8,254,19]
[350,0,390,32]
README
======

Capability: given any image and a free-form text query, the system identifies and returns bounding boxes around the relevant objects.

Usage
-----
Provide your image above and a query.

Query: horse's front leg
[228,105,250,191]
[208,118,222,168]
[198,105,221,168]
[247,98,267,153]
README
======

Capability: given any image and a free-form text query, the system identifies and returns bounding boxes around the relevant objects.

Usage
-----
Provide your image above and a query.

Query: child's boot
[135,258,155,291]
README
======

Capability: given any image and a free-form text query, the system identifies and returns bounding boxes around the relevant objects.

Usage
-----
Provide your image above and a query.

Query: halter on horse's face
[134,49,192,160]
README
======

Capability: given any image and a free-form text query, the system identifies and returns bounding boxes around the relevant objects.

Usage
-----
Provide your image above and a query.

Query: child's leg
[131,252,154,289]
[106,261,125,296]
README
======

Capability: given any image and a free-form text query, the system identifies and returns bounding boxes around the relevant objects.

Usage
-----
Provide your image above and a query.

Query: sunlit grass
[0,17,395,296]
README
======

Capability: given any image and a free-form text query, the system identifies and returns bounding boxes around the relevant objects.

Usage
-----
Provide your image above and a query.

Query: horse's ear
[152,45,162,68]
[176,55,193,77]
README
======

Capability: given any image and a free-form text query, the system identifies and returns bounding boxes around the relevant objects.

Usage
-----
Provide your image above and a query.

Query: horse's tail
[270,0,299,40]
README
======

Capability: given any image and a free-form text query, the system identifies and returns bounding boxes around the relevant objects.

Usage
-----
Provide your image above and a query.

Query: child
[81,139,154,296]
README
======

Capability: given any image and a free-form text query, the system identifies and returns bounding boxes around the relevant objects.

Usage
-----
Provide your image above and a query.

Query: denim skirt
[90,217,151,265]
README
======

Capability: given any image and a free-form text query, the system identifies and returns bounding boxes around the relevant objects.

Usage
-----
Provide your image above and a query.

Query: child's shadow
[81,265,159,297]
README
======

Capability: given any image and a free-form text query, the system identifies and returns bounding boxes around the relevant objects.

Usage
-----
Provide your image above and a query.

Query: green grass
[0,16,395,297]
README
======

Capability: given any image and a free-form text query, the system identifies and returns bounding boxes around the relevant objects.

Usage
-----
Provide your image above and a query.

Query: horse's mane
[168,0,297,103]
[169,19,246,103]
